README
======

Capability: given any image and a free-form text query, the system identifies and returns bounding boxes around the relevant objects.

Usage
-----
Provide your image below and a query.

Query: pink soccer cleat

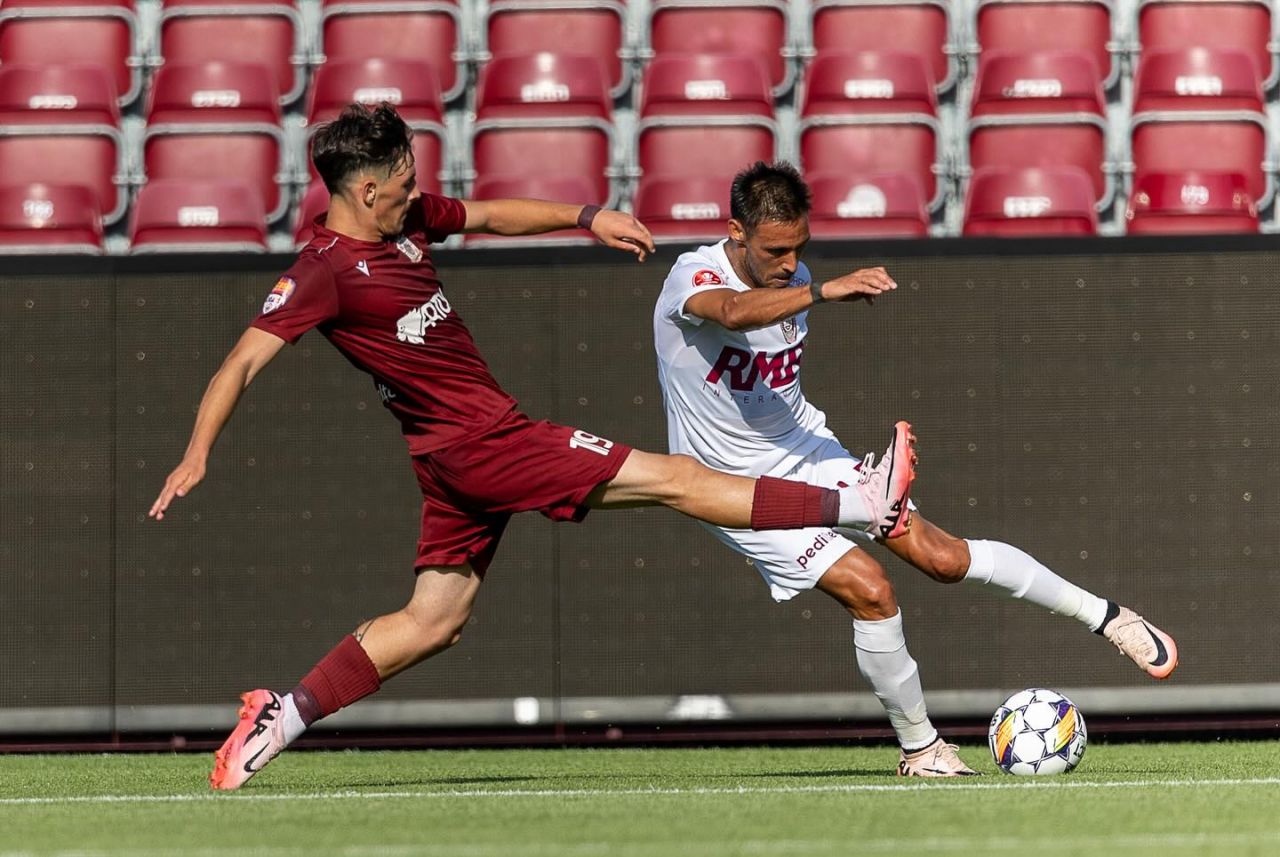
[855,420,916,540]
[1101,606,1179,680]
[897,738,981,777]
[210,689,290,791]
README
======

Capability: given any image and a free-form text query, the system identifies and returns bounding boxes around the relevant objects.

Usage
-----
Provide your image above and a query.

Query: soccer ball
[988,688,1087,776]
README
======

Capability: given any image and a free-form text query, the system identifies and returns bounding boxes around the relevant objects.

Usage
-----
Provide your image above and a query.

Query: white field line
[0,776,1278,807]
[5,832,1280,857]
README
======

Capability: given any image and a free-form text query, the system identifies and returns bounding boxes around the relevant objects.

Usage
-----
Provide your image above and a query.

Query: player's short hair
[730,161,812,230]
[311,102,415,194]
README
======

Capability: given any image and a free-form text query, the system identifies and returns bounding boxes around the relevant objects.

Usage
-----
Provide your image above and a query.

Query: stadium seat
[470,52,615,207]
[156,0,305,105]
[1129,47,1270,208]
[0,64,127,224]
[0,0,142,105]
[811,0,956,93]
[799,50,944,211]
[486,0,631,98]
[968,50,1111,208]
[962,166,1098,235]
[142,62,290,223]
[973,0,1117,89]
[318,0,464,103]
[1125,170,1259,234]
[464,174,598,246]
[637,54,776,185]
[293,179,330,246]
[807,172,930,238]
[631,173,732,242]
[1137,0,1275,89]
[0,183,103,253]
[129,178,269,252]
[306,58,447,195]
[647,0,794,95]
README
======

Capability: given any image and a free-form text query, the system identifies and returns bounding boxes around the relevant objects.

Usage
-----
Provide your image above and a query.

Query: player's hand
[149,455,207,521]
[590,210,656,262]
[818,267,897,304]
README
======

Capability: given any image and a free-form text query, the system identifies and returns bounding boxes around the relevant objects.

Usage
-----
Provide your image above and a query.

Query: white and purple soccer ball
[988,688,1087,776]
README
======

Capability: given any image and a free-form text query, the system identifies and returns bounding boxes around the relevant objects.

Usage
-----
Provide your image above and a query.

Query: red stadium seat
[129,178,269,252]
[968,50,1111,208]
[157,0,305,105]
[142,62,289,222]
[799,50,943,210]
[1138,0,1275,89]
[0,0,142,105]
[0,64,127,224]
[306,58,447,195]
[293,179,329,247]
[648,0,793,95]
[963,166,1098,236]
[0,183,103,253]
[1125,171,1259,234]
[974,0,1116,89]
[470,52,615,207]
[319,0,464,103]
[637,54,776,183]
[1129,47,1269,207]
[807,172,930,238]
[464,174,598,246]
[632,174,731,242]
[811,0,955,93]
[486,0,631,97]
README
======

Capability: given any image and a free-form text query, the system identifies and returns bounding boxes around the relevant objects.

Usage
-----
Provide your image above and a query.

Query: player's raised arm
[460,198,656,261]
[149,326,286,521]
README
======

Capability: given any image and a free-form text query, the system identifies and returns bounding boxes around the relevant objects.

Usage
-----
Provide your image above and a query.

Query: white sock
[852,611,938,751]
[280,692,308,744]
[964,539,1109,630]
[836,486,871,528]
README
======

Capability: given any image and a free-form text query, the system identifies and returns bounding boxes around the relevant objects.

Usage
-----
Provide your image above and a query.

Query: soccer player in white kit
[653,162,1181,776]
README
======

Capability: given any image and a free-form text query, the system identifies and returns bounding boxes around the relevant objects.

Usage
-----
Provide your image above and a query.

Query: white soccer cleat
[1101,606,1179,680]
[897,738,981,777]
[856,420,915,540]
[210,689,290,791]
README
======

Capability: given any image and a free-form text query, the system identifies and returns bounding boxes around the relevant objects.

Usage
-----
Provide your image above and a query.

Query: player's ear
[728,219,747,246]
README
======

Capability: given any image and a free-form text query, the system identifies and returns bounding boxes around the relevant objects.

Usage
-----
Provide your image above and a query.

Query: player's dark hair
[729,161,812,230]
[311,102,415,194]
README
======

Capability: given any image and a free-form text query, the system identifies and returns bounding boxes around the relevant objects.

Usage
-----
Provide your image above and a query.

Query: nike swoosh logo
[1146,623,1169,667]
[243,744,270,774]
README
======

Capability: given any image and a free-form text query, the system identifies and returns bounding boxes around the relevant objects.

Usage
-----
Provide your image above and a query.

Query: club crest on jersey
[780,317,798,343]
[262,277,295,314]
[692,269,723,288]
[395,236,423,263]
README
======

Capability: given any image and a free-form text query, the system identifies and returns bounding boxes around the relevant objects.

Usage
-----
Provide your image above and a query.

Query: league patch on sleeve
[262,276,296,314]
[692,269,724,288]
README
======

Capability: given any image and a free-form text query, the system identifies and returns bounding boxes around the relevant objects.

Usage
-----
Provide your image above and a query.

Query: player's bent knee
[920,543,969,584]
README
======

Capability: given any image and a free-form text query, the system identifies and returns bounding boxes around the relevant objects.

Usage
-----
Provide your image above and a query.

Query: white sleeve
[658,262,732,327]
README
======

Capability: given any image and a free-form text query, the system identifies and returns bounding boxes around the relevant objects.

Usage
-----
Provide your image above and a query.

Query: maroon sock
[750,476,840,530]
[290,635,381,726]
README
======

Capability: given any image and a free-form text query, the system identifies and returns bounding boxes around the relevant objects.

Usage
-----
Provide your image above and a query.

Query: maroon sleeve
[250,253,340,345]
[415,193,467,244]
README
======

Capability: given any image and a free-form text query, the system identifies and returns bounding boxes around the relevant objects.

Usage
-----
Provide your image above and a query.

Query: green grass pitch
[2,741,1279,856]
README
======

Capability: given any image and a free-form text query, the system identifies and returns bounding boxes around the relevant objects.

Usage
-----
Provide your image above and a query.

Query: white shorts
[701,436,916,602]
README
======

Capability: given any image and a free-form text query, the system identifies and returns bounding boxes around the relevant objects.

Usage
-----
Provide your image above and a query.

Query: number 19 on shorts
[569,430,615,457]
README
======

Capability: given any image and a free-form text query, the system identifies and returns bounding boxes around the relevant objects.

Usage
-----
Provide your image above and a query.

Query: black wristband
[577,204,603,230]
[809,280,825,304]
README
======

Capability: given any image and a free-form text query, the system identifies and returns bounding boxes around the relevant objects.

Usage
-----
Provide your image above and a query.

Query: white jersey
[654,239,836,477]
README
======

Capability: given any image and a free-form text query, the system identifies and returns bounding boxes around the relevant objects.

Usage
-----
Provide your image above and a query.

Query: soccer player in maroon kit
[149,104,916,790]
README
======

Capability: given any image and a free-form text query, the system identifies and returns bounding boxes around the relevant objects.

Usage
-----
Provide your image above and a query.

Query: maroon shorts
[411,411,633,574]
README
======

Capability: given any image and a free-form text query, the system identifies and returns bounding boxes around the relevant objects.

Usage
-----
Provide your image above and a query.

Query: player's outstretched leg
[210,689,295,790]
[1097,603,1179,679]
[898,739,980,777]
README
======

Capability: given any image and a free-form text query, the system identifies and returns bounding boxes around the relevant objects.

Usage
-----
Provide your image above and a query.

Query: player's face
[732,219,810,289]
[373,156,420,237]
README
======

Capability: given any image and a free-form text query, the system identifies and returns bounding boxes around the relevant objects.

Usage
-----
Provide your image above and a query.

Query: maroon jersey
[251,194,516,454]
